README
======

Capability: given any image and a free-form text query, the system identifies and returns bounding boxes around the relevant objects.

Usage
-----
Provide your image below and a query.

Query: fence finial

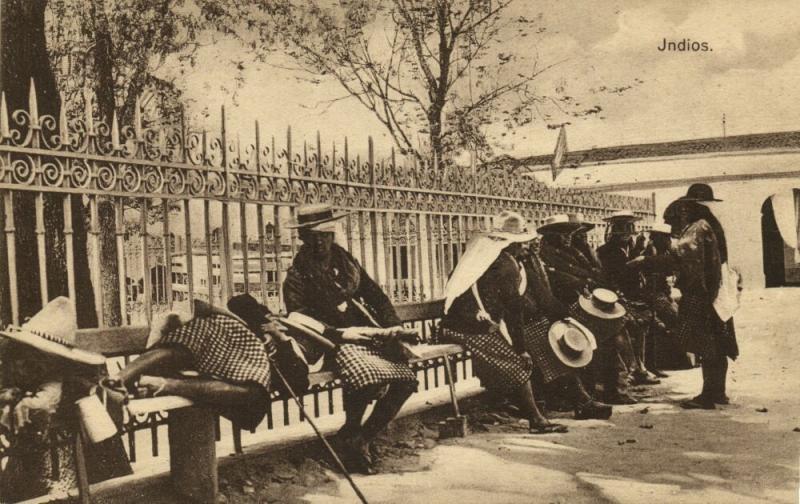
[59,92,70,146]
[134,96,143,140]
[28,78,39,126]
[0,92,10,139]
[112,111,121,151]
[83,88,94,134]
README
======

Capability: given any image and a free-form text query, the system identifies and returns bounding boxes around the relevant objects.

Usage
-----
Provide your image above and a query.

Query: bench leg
[74,429,91,504]
[168,406,218,503]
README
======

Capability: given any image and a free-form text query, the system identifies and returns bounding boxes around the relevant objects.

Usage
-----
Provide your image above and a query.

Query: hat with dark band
[569,212,596,232]
[602,210,641,223]
[538,213,582,234]
[0,297,105,366]
[285,203,351,231]
[548,318,596,368]
[578,288,626,320]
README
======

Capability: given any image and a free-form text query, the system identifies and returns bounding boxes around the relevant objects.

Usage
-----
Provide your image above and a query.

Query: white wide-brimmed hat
[488,210,538,242]
[577,288,626,320]
[537,214,582,234]
[548,317,596,368]
[603,210,641,222]
[649,222,672,235]
[569,212,596,232]
[285,203,351,231]
[0,297,105,366]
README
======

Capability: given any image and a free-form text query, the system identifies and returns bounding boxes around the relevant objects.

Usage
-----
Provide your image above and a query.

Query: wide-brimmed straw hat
[285,203,351,231]
[578,288,626,320]
[681,183,722,202]
[603,210,641,223]
[0,297,105,366]
[537,213,582,234]
[569,212,596,232]
[548,318,596,368]
[488,210,538,242]
[649,222,672,235]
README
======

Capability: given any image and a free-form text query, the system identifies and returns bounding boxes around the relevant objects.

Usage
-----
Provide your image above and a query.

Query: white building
[517,131,800,288]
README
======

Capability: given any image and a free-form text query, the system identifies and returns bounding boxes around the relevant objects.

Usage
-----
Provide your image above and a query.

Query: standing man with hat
[632,183,738,409]
[442,211,568,434]
[282,203,419,473]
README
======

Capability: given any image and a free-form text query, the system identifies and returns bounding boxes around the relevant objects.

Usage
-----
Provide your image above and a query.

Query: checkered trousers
[440,326,532,393]
[677,294,738,359]
[520,316,572,383]
[334,344,418,392]
[160,314,271,390]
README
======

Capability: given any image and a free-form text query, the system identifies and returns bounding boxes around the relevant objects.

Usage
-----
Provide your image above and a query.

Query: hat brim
[679,195,722,203]
[487,230,538,243]
[602,215,642,223]
[578,295,626,320]
[0,328,105,366]
[547,320,594,368]
[537,222,582,234]
[278,316,336,351]
[284,211,351,230]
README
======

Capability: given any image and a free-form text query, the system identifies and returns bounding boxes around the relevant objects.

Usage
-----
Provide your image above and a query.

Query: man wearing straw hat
[0,297,131,502]
[597,210,661,389]
[282,203,419,474]
[441,210,568,434]
[518,231,612,420]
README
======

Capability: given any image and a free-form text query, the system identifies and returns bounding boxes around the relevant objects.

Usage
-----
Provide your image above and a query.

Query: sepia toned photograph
[0,0,798,502]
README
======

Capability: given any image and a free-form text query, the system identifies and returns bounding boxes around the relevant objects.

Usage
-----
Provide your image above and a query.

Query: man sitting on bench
[282,203,418,475]
[104,300,277,432]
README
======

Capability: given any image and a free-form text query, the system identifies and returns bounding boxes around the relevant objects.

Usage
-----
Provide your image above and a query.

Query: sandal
[529,421,568,434]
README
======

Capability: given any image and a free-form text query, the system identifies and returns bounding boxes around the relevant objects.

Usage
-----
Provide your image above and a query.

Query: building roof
[502,130,800,172]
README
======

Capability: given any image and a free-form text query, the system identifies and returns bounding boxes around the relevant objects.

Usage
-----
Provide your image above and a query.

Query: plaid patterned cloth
[160,314,271,390]
[334,343,417,392]
[520,316,572,383]
[440,326,532,393]
[677,294,738,359]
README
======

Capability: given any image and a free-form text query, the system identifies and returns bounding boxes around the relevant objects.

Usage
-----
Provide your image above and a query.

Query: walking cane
[271,364,369,504]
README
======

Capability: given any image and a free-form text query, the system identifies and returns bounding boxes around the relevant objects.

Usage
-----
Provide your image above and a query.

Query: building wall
[578,154,800,288]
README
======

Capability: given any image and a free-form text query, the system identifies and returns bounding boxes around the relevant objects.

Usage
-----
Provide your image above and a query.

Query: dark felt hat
[227,293,271,330]
[682,183,722,202]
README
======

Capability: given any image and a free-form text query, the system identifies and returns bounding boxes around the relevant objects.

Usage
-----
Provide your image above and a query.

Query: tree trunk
[89,0,122,326]
[1,0,97,327]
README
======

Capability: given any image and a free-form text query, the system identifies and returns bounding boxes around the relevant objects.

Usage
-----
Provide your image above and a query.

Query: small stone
[792,427,800,432]
[755,407,768,413]
[618,441,625,445]
[216,494,229,504]
[639,424,654,429]
[423,438,437,449]
[639,407,649,414]
[626,439,637,443]
[242,485,255,495]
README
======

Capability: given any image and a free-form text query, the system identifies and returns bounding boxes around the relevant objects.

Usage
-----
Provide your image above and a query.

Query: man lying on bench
[102,300,278,432]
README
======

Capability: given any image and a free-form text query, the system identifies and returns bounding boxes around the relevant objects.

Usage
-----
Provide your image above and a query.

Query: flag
[551,125,567,181]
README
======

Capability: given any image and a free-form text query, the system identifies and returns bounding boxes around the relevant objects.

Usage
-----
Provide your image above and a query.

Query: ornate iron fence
[0,81,653,327]
[0,82,653,486]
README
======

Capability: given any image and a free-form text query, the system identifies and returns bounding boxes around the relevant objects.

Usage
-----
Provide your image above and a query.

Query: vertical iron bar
[35,193,48,306]
[3,192,19,325]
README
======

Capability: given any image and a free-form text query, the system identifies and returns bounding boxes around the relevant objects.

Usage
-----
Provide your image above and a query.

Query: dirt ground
[218,288,799,504]
[80,288,799,503]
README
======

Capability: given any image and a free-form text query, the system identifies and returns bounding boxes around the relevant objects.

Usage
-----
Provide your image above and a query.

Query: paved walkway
[303,288,800,504]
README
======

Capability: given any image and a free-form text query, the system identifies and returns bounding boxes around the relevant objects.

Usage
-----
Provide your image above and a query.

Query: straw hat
[537,214,582,234]
[649,222,672,235]
[488,210,538,242]
[602,210,641,223]
[577,288,626,320]
[0,297,105,366]
[569,212,596,232]
[285,203,351,231]
[548,318,596,368]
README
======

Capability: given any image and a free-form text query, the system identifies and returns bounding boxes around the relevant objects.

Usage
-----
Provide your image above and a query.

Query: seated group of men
[0,203,682,493]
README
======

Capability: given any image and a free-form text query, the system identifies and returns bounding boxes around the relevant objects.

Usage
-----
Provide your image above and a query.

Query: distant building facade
[517,131,800,288]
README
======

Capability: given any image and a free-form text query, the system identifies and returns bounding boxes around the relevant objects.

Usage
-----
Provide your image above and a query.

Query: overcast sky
[165,0,800,159]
